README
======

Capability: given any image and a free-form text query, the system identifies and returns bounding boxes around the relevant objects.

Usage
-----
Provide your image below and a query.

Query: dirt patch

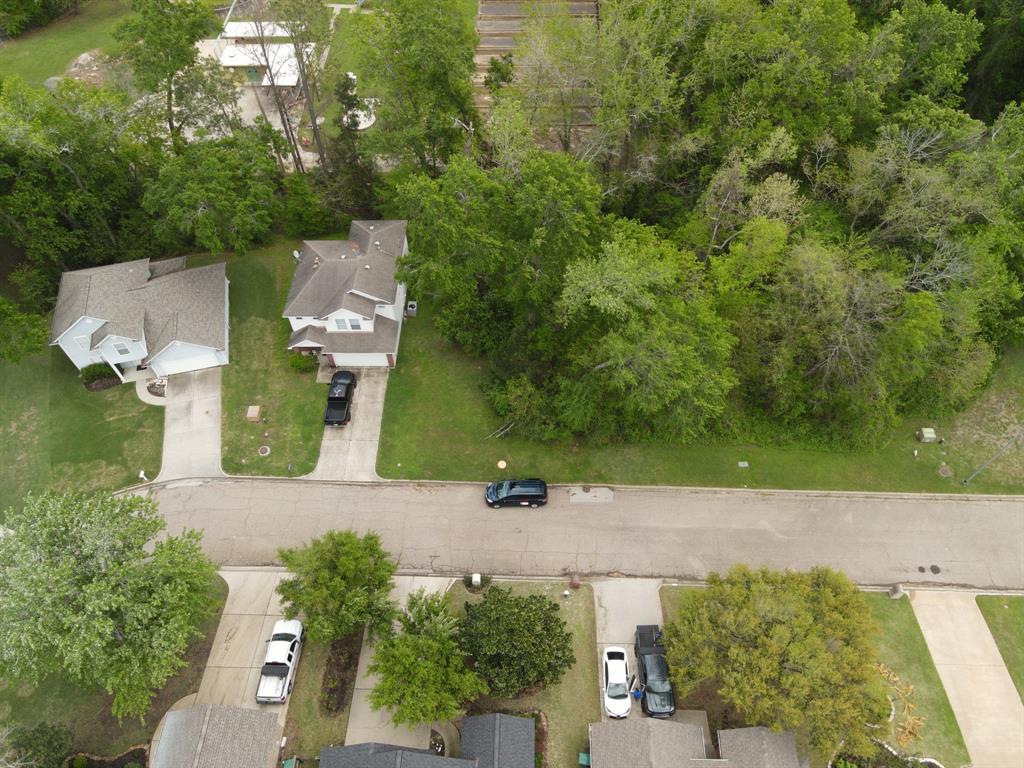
[70,746,147,768]
[84,377,121,392]
[65,49,112,87]
[320,632,362,714]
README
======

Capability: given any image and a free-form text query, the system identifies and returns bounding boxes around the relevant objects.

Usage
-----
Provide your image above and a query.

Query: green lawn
[0,0,129,86]
[446,581,600,768]
[282,634,361,758]
[0,348,163,515]
[0,575,227,756]
[192,239,325,476]
[377,304,1024,493]
[976,595,1024,701]
[866,594,970,767]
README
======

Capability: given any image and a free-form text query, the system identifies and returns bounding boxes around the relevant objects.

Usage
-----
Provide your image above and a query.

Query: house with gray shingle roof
[588,717,803,768]
[150,704,278,768]
[283,220,408,368]
[49,257,229,381]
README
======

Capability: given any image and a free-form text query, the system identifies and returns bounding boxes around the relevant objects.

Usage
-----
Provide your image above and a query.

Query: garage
[150,343,227,378]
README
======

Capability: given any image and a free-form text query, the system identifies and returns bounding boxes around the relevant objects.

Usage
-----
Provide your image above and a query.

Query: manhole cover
[938,463,953,477]
[258,445,271,457]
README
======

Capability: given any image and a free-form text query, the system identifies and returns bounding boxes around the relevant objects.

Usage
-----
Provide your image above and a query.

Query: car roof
[507,479,546,490]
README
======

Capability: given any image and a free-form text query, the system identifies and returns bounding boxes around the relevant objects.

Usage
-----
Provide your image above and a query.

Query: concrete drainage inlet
[258,445,271,457]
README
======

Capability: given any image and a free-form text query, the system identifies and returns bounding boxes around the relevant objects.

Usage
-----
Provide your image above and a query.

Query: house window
[75,336,90,351]
[349,317,362,331]
[113,342,131,356]
[335,318,346,331]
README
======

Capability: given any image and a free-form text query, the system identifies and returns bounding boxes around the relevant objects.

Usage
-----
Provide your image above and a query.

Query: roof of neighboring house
[588,718,802,768]
[219,43,311,86]
[221,21,292,39]
[286,316,399,355]
[283,220,407,319]
[319,743,475,768]
[589,718,705,768]
[49,258,228,361]
[461,714,535,768]
[151,704,278,768]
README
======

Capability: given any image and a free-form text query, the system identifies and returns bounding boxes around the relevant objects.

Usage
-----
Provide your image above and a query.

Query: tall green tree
[0,492,217,720]
[0,0,78,36]
[664,565,888,760]
[143,125,283,254]
[359,0,477,172]
[277,531,397,643]
[460,587,575,698]
[369,590,486,725]
[115,0,218,142]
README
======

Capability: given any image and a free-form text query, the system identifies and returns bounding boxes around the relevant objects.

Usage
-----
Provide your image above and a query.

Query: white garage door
[151,346,224,377]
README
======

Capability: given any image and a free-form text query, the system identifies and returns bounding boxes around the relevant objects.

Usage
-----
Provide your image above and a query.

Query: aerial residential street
[146,477,1024,588]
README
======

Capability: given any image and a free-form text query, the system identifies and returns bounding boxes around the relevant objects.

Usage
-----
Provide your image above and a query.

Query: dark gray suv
[484,479,548,508]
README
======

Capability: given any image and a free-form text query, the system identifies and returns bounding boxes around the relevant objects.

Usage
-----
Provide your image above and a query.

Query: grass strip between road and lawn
[975,595,1024,701]
[0,0,130,86]
[0,347,163,516]
[446,581,600,768]
[865,593,970,767]
[0,574,227,756]
[378,304,1024,494]
[191,238,326,477]
[282,632,362,759]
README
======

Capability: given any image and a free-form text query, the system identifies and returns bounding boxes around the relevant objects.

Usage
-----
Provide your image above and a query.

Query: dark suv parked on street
[484,479,548,508]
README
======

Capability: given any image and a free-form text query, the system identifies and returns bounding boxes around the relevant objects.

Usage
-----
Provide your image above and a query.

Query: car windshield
[607,682,629,699]
[495,481,511,498]
[646,678,672,694]
[271,633,295,642]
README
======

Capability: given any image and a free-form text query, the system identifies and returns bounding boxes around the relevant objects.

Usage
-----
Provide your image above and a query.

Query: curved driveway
[145,477,1024,588]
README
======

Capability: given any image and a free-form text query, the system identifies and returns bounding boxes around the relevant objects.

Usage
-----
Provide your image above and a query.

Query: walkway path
[144,478,1024,588]
[911,591,1024,768]
[344,575,454,747]
[157,369,223,481]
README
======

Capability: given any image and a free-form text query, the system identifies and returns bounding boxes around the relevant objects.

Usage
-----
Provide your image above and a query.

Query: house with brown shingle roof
[283,220,408,368]
[49,257,229,381]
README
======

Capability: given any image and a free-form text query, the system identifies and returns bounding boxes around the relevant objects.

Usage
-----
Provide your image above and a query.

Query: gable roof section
[319,743,475,768]
[718,727,801,768]
[589,719,705,768]
[151,704,278,768]
[461,713,535,768]
[286,316,399,355]
[283,220,406,318]
[49,259,227,357]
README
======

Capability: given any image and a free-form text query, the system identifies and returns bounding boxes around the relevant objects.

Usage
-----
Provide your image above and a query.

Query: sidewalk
[911,591,1024,768]
[343,575,454,747]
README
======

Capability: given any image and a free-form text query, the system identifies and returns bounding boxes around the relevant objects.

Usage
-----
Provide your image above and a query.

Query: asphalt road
[145,478,1024,589]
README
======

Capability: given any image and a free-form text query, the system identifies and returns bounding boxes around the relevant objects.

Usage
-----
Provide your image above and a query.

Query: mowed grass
[446,581,600,768]
[866,594,969,767]
[378,305,1024,493]
[976,595,1024,700]
[0,575,227,756]
[191,239,325,476]
[281,637,359,758]
[0,0,129,86]
[0,347,163,514]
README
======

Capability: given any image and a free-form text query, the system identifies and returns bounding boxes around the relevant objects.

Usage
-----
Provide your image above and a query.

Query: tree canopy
[0,492,217,720]
[459,587,576,698]
[664,565,888,759]
[276,531,397,643]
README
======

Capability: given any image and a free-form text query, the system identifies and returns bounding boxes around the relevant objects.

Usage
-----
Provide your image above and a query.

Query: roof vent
[364,264,370,270]
[373,240,381,248]
[369,224,375,230]
[313,256,320,269]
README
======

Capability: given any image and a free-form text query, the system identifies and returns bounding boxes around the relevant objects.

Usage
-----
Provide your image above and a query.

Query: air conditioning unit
[405,301,418,317]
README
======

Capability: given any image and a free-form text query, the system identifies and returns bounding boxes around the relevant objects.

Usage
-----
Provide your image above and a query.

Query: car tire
[491,503,502,509]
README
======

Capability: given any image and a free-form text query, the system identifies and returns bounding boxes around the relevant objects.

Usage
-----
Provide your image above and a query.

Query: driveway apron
[195,569,291,727]
[591,579,665,720]
[157,368,224,481]
[344,575,454,747]
[911,590,1024,768]
[308,368,388,481]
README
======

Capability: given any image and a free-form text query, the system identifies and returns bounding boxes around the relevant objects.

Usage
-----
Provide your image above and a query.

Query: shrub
[71,756,88,768]
[124,763,145,768]
[289,353,319,373]
[80,363,114,385]
[6,722,73,768]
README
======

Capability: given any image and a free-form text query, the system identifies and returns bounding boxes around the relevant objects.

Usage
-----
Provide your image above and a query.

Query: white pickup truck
[255,619,305,704]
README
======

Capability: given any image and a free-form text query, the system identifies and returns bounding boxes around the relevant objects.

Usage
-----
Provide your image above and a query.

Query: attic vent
[313,256,320,269]
[340,254,346,259]
[364,264,370,270]
[369,224,375,230]
[373,240,381,248]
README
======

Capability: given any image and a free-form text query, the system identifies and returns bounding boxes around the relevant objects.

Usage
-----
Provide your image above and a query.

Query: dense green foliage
[0,492,216,720]
[2,721,73,768]
[398,0,1024,445]
[0,0,79,35]
[459,586,576,698]
[368,589,486,725]
[664,566,887,760]
[277,531,397,643]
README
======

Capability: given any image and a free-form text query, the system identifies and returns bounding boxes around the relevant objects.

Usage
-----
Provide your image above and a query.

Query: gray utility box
[916,427,938,443]
[405,300,418,317]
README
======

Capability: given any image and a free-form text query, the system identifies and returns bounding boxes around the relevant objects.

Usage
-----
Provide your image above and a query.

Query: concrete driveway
[195,569,291,727]
[308,368,388,481]
[911,591,1024,768]
[591,580,665,720]
[344,575,454,747]
[157,368,223,481]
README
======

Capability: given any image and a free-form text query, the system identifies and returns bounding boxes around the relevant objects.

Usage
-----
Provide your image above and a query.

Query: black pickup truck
[324,370,356,426]
[634,624,676,718]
